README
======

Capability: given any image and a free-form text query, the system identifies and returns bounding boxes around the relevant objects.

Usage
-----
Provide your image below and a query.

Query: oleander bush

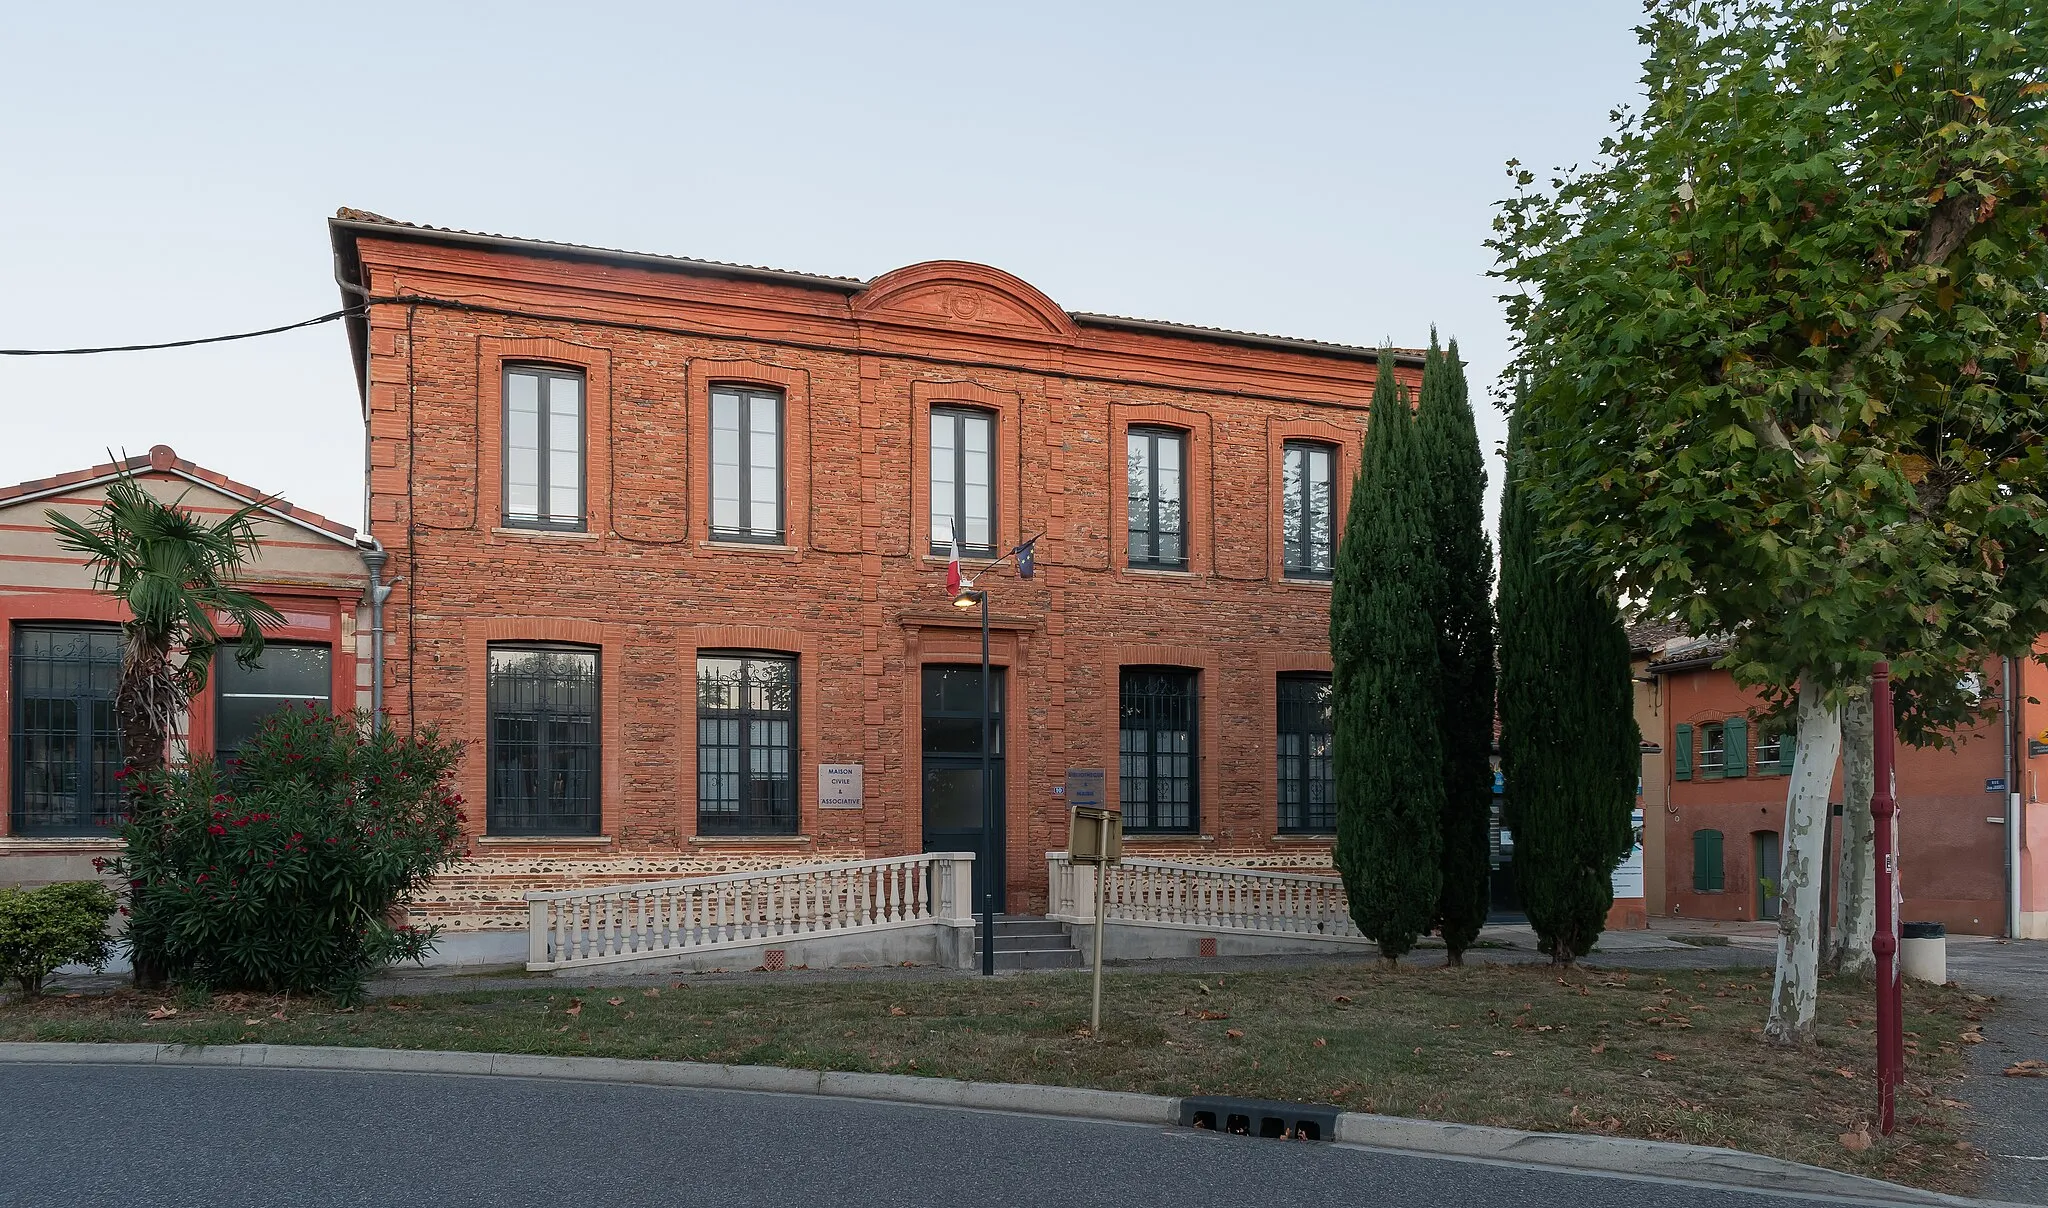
[106,707,466,1002]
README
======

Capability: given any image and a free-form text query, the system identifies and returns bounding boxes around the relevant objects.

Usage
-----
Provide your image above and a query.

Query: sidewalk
[1948,939,2048,1205]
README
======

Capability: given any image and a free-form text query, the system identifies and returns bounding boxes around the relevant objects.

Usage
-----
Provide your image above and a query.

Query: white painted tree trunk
[1765,678,1844,1045]
[1833,684,1877,978]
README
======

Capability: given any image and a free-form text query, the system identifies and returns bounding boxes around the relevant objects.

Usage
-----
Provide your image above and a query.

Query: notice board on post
[1065,768,1120,864]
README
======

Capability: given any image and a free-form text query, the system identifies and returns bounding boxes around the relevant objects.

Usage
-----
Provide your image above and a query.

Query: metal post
[1872,660,1902,1136]
[358,542,388,733]
[1091,810,1108,1038]
[980,590,995,977]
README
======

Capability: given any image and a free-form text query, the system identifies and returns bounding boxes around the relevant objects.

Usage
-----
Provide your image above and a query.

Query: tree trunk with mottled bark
[1832,684,1877,978]
[1766,678,1844,1045]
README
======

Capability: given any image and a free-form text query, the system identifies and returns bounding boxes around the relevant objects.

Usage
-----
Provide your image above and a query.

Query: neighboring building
[330,209,1423,932]
[0,446,370,888]
[1636,628,2047,938]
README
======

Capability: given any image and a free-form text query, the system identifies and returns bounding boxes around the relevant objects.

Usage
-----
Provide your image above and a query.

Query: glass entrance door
[921,665,1005,912]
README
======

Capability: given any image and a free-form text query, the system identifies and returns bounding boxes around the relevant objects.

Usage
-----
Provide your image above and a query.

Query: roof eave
[1070,312,1426,368]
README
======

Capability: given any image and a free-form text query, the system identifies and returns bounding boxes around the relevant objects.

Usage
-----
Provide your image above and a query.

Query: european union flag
[1014,537,1037,579]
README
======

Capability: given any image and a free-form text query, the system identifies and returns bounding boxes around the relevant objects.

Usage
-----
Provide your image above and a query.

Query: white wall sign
[819,763,864,810]
[1611,807,1646,898]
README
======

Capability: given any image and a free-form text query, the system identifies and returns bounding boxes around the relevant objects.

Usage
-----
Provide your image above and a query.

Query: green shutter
[1674,723,1693,781]
[1693,829,1724,892]
[1724,717,1747,778]
[1778,726,1796,775]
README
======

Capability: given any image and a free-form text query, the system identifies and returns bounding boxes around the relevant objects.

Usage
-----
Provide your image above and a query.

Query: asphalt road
[4,1065,1887,1208]
[1950,941,2048,1205]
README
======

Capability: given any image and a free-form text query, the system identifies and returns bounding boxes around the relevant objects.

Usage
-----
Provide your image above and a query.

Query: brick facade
[334,211,1420,930]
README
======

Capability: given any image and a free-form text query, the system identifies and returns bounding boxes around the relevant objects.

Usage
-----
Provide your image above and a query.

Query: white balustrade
[1046,852,1361,939]
[526,852,975,972]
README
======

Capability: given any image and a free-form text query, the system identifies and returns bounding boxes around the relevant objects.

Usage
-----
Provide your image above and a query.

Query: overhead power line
[0,307,358,356]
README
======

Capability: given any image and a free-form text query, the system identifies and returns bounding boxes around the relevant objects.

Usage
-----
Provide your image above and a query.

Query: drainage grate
[1180,1096,1338,1142]
[763,949,787,971]
[1197,937,1218,958]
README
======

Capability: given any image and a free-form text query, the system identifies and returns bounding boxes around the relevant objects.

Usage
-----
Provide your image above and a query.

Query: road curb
[0,1042,1997,1205]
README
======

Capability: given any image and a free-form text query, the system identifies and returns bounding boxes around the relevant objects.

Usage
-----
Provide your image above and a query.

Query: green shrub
[108,706,466,1002]
[0,880,119,996]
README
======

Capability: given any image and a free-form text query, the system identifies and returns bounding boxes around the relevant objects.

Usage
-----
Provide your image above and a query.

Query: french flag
[946,523,964,595]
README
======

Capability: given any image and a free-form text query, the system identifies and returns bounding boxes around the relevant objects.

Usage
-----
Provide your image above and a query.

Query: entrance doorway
[1754,830,1782,920]
[921,665,1005,912]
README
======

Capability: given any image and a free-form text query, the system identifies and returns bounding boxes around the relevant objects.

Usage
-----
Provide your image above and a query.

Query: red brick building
[330,210,1420,932]
[1635,630,2048,938]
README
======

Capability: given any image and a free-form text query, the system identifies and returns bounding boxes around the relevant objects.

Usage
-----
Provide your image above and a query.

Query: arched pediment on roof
[853,261,1077,342]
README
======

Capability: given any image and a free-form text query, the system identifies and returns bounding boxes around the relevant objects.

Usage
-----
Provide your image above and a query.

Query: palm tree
[48,471,285,778]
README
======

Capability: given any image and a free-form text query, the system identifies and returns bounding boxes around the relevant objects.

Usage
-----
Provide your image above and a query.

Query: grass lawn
[0,961,1990,1194]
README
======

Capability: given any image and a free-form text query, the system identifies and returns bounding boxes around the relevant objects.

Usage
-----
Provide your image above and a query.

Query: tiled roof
[1625,618,1691,655]
[1645,635,1732,671]
[0,445,357,542]
[332,208,1429,366]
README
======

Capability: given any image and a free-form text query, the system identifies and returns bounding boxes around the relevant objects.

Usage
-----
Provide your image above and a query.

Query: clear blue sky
[1,1,1644,534]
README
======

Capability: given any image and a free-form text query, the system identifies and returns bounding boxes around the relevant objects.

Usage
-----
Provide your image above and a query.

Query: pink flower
[207,824,226,836]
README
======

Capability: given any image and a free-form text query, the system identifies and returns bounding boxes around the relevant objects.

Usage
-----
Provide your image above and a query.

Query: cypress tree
[1332,350,1443,963]
[1497,387,1638,964]
[1416,334,1495,964]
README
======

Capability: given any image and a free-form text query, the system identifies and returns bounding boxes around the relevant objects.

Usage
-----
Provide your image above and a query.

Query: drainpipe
[2004,657,2021,939]
[358,539,396,733]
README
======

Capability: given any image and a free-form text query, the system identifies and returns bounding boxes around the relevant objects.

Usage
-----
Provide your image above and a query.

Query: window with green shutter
[1778,727,1796,775]
[1701,723,1726,780]
[1693,829,1725,892]
[1674,724,1693,781]
[1724,716,1747,778]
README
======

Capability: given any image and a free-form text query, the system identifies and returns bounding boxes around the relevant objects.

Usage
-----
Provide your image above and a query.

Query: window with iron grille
[9,624,123,836]
[214,642,332,767]
[1120,668,1198,832]
[1126,426,1187,569]
[1281,441,1335,579]
[930,406,996,555]
[486,644,600,835]
[503,365,586,530]
[696,653,798,835]
[710,386,785,543]
[1277,673,1335,833]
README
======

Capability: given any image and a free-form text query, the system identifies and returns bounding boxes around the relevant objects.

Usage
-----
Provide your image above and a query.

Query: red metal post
[1871,661,1902,1136]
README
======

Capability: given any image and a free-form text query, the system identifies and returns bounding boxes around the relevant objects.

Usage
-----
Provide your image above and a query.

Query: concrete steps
[971,915,1084,971]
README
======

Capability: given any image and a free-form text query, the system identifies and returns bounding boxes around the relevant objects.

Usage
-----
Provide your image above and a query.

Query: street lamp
[952,584,995,976]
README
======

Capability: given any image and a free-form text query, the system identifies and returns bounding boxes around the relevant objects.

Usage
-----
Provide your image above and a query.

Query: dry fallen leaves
[1332,995,1353,1005]
[1960,1031,1985,1045]
[563,999,583,1018]
[2004,1060,2048,1078]
[1589,1043,1607,1054]
[1225,1029,1245,1040]
[888,1006,908,1017]
[1652,1052,1676,1063]
[1195,1009,1230,1021]
[1313,1038,1327,1048]
[606,997,625,1008]
[1492,1050,1515,1057]
[642,988,660,999]
[1834,1067,1858,1079]
[1839,1129,1873,1152]
[145,1006,177,1021]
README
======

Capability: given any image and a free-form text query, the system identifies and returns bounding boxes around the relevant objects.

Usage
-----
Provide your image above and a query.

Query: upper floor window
[696,653,799,835]
[1277,674,1335,833]
[1120,668,1198,833]
[504,365,585,530]
[486,644,600,836]
[710,386,784,544]
[1127,427,1186,569]
[1699,722,1726,775]
[215,642,332,767]
[9,624,122,836]
[1281,441,1335,579]
[931,406,995,555]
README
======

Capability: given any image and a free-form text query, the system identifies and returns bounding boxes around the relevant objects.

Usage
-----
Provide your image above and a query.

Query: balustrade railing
[1046,852,1361,939]
[527,852,975,971]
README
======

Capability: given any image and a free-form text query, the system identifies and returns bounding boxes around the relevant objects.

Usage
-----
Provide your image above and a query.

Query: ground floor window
[9,624,123,835]
[1120,668,1197,832]
[214,642,332,766]
[486,644,600,836]
[1276,673,1334,833]
[1692,828,1725,892]
[696,653,798,835]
